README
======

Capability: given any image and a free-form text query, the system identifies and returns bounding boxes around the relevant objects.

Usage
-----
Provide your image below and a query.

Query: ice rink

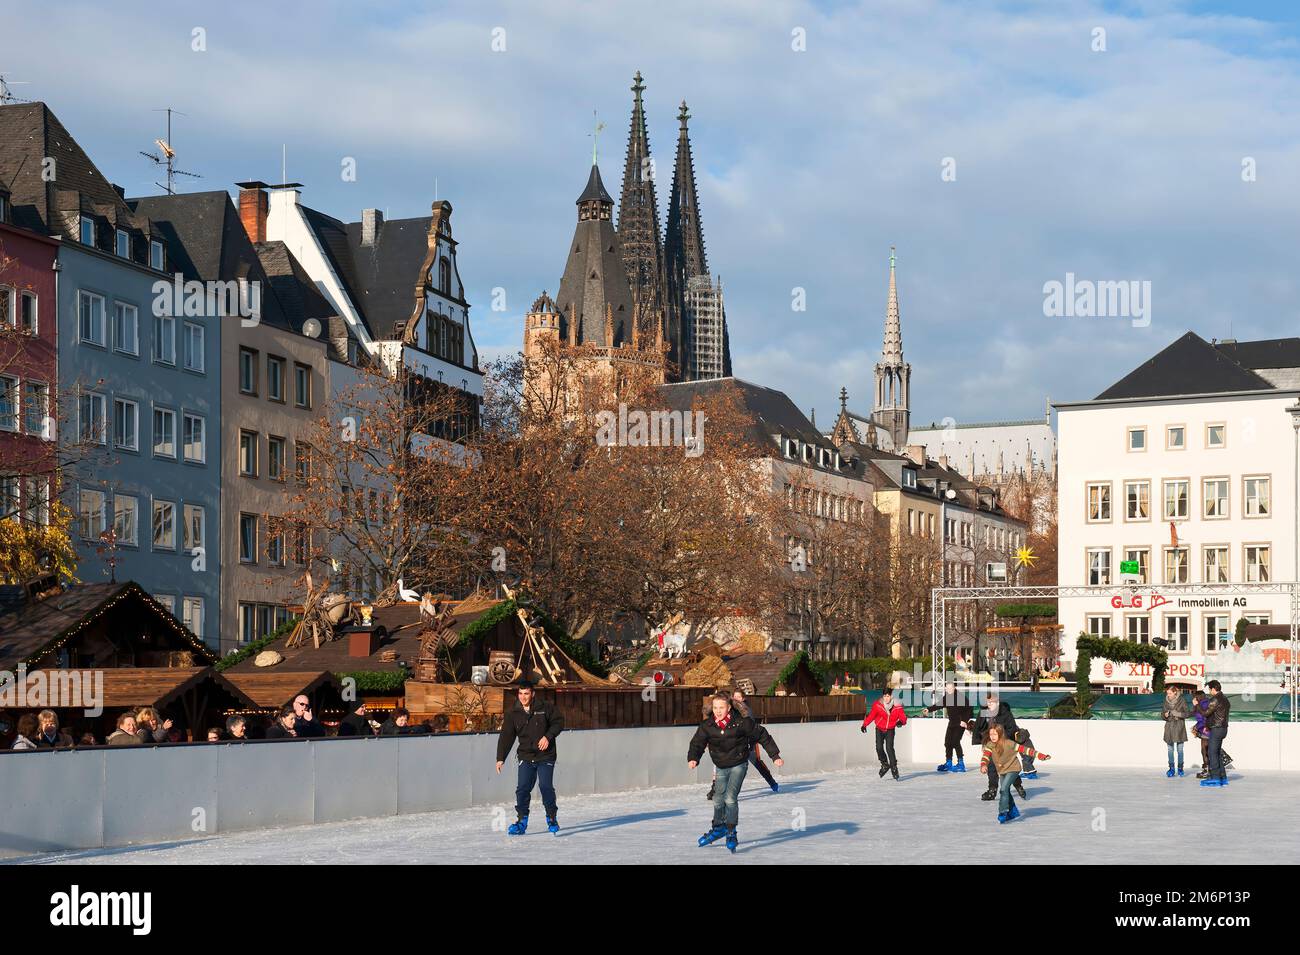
[12,762,1298,865]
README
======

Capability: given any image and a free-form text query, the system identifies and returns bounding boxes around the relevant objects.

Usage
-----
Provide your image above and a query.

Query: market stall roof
[727,650,824,696]
[223,670,344,710]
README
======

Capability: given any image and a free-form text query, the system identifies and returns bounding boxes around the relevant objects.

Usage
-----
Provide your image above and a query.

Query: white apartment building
[1056,332,1300,690]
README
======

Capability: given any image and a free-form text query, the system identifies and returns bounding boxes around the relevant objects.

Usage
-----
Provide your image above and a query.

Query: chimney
[904,444,927,465]
[236,181,269,244]
[362,208,384,246]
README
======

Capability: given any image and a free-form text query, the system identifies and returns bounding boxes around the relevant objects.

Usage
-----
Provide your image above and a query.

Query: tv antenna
[139,107,201,194]
[0,72,33,105]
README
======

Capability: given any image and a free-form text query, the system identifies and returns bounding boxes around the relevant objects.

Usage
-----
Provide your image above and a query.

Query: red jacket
[863,698,907,732]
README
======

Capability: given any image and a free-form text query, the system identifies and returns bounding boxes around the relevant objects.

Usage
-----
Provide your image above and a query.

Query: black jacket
[1205,693,1231,729]
[687,710,780,769]
[265,723,297,740]
[380,718,411,736]
[338,712,374,737]
[497,701,564,763]
[924,701,974,728]
[294,717,327,738]
[971,701,1018,745]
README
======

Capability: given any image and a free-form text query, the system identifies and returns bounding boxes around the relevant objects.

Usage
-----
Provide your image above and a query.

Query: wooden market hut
[726,650,825,698]
[223,670,345,716]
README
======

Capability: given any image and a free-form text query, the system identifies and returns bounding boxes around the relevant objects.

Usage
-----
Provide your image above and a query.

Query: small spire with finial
[590,109,606,166]
[839,387,848,412]
[678,99,690,128]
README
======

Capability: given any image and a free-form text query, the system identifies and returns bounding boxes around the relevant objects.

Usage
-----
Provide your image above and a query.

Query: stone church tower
[871,247,911,449]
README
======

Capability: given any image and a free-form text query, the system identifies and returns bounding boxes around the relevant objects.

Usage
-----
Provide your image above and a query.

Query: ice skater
[1160,685,1189,778]
[1192,689,1233,778]
[688,692,784,853]
[496,681,565,835]
[971,692,1034,801]
[1200,680,1232,788]
[923,682,973,773]
[861,686,907,780]
[978,724,1050,824]
[706,688,779,799]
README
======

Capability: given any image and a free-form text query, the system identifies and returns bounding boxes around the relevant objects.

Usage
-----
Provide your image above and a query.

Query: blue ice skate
[1007,804,1021,821]
[997,811,1010,824]
[936,760,952,772]
[725,827,738,853]
[952,758,967,773]
[1021,770,1038,780]
[1199,778,1223,787]
[546,816,560,835]
[508,815,529,835]
[1166,768,1176,778]
[698,824,726,847]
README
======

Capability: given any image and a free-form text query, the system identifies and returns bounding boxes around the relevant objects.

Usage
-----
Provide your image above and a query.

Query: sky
[6,0,1300,428]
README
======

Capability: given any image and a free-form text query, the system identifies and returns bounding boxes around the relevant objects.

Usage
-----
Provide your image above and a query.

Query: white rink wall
[0,719,1295,857]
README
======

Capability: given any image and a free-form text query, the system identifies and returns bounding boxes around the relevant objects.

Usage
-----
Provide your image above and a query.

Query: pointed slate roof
[556,163,635,347]
[578,163,614,205]
[1094,332,1276,401]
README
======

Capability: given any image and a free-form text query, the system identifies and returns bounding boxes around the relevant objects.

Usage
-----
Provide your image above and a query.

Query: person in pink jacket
[861,687,907,780]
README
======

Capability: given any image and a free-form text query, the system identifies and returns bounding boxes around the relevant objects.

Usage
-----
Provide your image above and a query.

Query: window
[183,504,205,552]
[150,240,164,271]
[0,475,17,518]
[1245,544,1270,583]
[1162,479,1188,520]
[154,594,176,614]
[0,286,9,326]
[79,216,95,246]
[1203,545,1229,584]
[267,356,285,402]
[438,256,451,295]
[1163,547,1189,584]
[79,291,105,345]
[1164,615,1189,652]
[1203,478,1229,518]
[1122,547,1149,584]
[153,407,176,457]
[23,476,49,526]
[239,430,259,477]
[292,523,310,565]
[1204,615,1231,654]
[294,363,312,409]
[1206,423,1226,448]
[152,500,176,550]
[266,519,284,566]
[239,347,258,395]
[1087,547,1111,586]
[78,392,107,445]
[1086,482,1111,522]
[19,291,36,333]
[79,488,106,539]
[183,413,205,463]
[239,513,258,563]
[294,441,312,483]
[1244,476,1270,517]
[1124,480,1149,521]
[1126,615,1150,645]
[1086,615,1111,639]
[113,494,138,546]
[113,398,138,451]
[183,322,204,372]
[113,302,138,355]
[115,229,130,258]
[0,375,16,431]
[1166,425,1185,450]
[268,436,285,481]
[182,597,203,640]
[1127,427,1146,451]
[153,314,176,364]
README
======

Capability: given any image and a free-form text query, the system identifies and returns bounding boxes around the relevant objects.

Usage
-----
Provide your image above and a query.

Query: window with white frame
[1244,476,1270,517]
[153,407,176,457]
[1163,479,1189,520]
[1087,547,1112,585]
[0,285,11,326]
[1203,545,1229,584]
[1245,544,1270,583]
[239,430,258,477]
[1125,480,1150,521]
[183,322,204,372]
[1164,614,1189,652]
[1203,478,1229,518]
[1086,482,1111,522]
[1206,423,1226,448]
[1127,427,1146,451]
[113,302,138,355]
[1204,614,1231,654]
[78,392,106,445]
[113,494,138,546]
[1123,547,1150,583]
[22,476,49,526]
[1086,615,1112,638]
[1164,547,1189,584]
[152,499,176,550]
[239,513,258,563]
[113,398,138,451]
[182,503,205,552]
[182,597,203,640]
[78,291,105,345]
[0,375,17,431]
[1243,612,1271,626]
[1126,615,1150,645]
[1166,425,1185,450]
[79,216,95,246]
[0,475,18,518]
[19,291,36,333]
[79,488,106,539]
[154,594,176,614]
[182,413,205,463]
[115,229,130,258]
[153,313,176,364]
[150,240,164,271]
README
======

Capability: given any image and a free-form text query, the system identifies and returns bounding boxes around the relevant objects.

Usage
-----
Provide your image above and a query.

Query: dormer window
[79,216,95,246]
[0,192,8,224]
[150,239,165,271]
[115,229,130,258]
[903,469,917,489]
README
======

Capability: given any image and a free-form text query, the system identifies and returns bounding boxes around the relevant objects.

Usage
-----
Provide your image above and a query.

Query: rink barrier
[1,719,1296,857]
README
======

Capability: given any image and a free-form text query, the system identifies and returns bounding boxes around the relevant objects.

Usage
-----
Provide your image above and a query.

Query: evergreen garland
[215,618,300,672]
[1074,631,1168,701]
[994,603,1057,619]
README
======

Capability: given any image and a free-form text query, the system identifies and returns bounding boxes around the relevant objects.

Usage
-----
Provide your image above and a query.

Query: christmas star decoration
[1015,545,1037,569]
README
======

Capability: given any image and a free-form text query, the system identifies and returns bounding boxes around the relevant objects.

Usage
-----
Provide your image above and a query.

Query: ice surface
[13,764,1298,865]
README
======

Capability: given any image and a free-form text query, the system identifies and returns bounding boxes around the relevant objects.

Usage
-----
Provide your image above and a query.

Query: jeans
[997,770,1021,814]
[712,761,749,827]
[1166,741,1184,770]
[1207,726,1228,781]
[516,759,557,818]
[875,728,898,769]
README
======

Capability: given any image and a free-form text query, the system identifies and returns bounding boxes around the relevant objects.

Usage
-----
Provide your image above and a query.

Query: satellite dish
[303,318,322,339]
[945,488,957,500]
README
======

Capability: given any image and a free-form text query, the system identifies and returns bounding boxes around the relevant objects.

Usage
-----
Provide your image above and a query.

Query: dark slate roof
[556,166,635,347]
[0,582,216,671]
[0,102,131,235]
[128,190,293,331]
[1214,337,1300,370]
[1095,332,1275,401]
[255,240,340,335]
[577,163,614,204]
[302,204,369,330]
[343,215,433,340]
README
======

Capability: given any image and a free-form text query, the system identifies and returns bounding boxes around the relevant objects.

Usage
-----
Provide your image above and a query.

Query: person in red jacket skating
[861,687,907,780]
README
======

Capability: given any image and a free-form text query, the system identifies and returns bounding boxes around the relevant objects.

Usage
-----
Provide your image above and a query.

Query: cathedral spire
[666,99,707,280]
[882,245,902,364]
[618,72,666,309]
[872,246,911,450]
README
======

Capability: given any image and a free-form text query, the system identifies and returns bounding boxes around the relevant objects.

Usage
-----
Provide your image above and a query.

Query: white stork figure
[397,578,420,603]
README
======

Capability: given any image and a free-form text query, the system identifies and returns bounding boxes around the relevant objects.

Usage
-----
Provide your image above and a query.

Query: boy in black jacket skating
[496,682,565,835]
[688,693,783,853]
[923,682,973,773]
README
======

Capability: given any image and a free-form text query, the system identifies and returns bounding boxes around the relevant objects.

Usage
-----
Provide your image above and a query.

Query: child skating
[923,681,973,772]
[978,724,1050,824]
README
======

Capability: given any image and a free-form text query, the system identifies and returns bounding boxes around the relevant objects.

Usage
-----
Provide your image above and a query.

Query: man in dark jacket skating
[923,682,974,773]
[688,692,783,853]
[496,682,564,834]
[971,693,1034,800]
[1200,680,1232,787]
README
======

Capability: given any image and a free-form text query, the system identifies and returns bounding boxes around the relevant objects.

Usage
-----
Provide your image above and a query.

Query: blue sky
[7,0,1300,427]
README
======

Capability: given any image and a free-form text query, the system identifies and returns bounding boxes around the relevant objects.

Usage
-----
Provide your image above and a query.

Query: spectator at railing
[226,715,249,741]
[290,695,327,738]
[78,732,98,747]
[337,699,375,737]
[11,713,40,750]
[206,728,222,742]
[265,704,298,740]
[134,707,173,745]
[381,707,413,735]
[35,710,75,749]
[107,713,142,746]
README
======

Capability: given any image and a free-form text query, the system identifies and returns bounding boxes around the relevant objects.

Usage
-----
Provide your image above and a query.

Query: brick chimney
[236,181,269,243]
[904,444,927,465]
